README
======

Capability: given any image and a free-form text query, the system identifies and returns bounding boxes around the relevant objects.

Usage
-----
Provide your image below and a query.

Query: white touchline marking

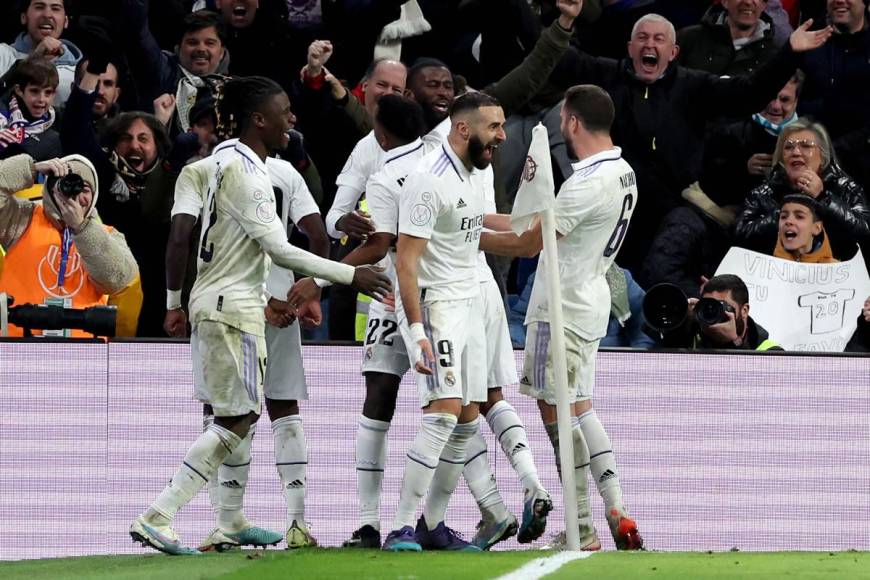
[495,551,595,580]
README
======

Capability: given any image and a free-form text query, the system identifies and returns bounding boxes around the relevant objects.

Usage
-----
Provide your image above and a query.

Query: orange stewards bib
[0,204,109,337]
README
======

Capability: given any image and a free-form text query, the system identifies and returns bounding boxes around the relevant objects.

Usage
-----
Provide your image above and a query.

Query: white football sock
[273,415,307,525]
[215,424,255,532]
[148,423,241,525]
[356,415,390,530]
[203,414,220,520]
[391,413,457,530]
[462,419,509,522]
[423,418,477,530]
[570,416,592,525]
[577,409,624,510]
[486,400,544,495]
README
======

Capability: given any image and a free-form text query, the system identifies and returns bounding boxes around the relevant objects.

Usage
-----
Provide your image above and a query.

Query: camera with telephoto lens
[54,174,86,198]
[1,294,116,338]
[642,283,734,347]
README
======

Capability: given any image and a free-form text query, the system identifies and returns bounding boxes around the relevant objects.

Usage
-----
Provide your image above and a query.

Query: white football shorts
[399,296,487,408]
[361,300,411,377]
[479,279,519,389]
[192,320,265,417]
[263,321,308,401]
[520,321,599,405]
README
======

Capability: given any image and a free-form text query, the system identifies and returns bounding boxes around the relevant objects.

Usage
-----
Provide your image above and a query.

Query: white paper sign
[715,247,870,351]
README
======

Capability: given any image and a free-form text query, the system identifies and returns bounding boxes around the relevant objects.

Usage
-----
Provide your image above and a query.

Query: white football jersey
[172,142,322,302]
[326,131,385,238]
[188,140,352,335]
[171,140,238,218]
[326,120,453,239]
[365,139,427,284]
[263,157,321,299]
[525,148,638,341]
[398,143,485,302]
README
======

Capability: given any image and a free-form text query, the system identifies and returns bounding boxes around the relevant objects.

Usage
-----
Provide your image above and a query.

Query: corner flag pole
[540,207,581,551]
[510,124,580,551]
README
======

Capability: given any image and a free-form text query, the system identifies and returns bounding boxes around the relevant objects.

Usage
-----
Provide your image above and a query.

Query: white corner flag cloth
[510,123,555,234]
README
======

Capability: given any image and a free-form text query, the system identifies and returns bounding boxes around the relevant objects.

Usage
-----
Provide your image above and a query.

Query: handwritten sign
[715,247,870,351]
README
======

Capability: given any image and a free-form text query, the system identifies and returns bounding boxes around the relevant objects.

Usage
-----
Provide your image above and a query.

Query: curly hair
[214,75,284,140]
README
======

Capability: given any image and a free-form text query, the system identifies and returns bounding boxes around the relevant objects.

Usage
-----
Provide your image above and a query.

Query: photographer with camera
[0,153,139,337]
[690,275,782,351]
[644,274,782,351]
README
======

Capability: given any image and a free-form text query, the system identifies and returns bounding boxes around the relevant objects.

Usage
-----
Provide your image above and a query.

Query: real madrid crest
[444,371,456,386]
[520,155,538,185]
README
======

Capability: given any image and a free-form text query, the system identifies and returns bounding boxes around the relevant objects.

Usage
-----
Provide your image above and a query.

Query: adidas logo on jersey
[286,479,305,489]
[598,469,616,483]
[520,376,532,386]
[456,198,467,209]
[220,479,243,489]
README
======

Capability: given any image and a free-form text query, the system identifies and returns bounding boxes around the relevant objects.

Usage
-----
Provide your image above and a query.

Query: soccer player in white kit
[130,76,390,556]
[165,137,329,550]
[296,95,428,549]
[381,92,505,552]
[481,85,643,551]
[294,87,550,549]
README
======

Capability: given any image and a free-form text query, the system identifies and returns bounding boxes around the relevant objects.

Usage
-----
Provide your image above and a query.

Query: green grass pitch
[2,550,869,579]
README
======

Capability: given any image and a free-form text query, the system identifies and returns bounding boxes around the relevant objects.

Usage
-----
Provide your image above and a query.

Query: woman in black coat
[734,118,870,260]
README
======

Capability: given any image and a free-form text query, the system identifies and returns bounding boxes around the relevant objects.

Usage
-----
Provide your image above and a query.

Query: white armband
[166,289,182,310]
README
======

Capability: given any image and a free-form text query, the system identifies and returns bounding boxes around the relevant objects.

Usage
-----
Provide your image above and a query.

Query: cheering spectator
[639,73,804,297]
[0,0,82,107]
[0,57,60,161]
[120,4,229,133]
[67,15,124,132]
[207,0,305,88]
[63,63,197,336]
[678,0,782,76]
[734,118,870,260]
[773,194,837,263]
[546,13,832,272]
[798,0,870,140]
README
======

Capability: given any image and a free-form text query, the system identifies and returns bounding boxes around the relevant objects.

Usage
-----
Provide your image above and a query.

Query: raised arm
[118,0,175,105]
[484,0,582,116]
[701,20,832,119]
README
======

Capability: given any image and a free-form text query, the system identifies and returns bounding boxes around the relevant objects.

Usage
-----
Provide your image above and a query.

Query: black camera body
[55,174,86,198]
[694,297,735,327]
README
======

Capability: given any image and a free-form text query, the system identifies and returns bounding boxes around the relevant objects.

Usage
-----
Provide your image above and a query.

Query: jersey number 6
[603,193,634,258]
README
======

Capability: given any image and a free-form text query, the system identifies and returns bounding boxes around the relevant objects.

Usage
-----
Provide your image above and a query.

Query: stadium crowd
[0,0,868,349]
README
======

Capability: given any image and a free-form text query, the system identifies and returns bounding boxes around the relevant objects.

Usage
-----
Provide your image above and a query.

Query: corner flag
[510,123,581,551]
[510,123,555,234]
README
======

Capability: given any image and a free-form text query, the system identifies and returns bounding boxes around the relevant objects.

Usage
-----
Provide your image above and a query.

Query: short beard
[468,134,492,170]
[563,130,578,161]
[735,316,746,339]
